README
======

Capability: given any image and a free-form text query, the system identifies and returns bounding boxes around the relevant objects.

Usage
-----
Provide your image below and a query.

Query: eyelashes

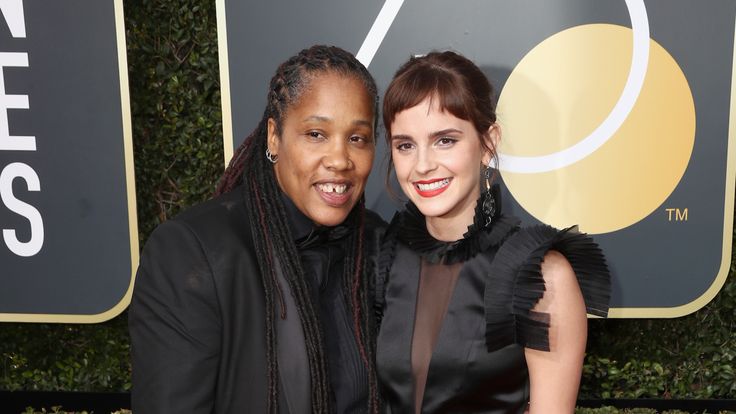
[304,130,373,147]
[393,136,458,152]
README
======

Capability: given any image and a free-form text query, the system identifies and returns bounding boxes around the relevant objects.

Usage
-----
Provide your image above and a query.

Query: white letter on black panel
[1,162,43,256]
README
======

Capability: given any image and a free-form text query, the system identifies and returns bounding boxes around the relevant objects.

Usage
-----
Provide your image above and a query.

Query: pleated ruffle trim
[484,225,611,352]
[392,188,520,265]
[375,188,520,325]
[374,189,611,350]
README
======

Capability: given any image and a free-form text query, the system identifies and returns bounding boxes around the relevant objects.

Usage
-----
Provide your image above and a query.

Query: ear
[481,123,501,166]
[267,118,280,155]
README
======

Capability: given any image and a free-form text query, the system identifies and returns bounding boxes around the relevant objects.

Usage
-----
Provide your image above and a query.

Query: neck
[424,188,480,242]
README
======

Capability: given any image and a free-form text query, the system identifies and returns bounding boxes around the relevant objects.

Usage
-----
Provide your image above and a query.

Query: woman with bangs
[375,51,611,414]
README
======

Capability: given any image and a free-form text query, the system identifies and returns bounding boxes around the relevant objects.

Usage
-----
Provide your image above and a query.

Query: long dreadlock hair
[215,45,380,414]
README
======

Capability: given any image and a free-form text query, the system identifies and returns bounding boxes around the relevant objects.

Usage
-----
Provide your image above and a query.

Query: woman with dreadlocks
[129,45,384,413]
[374,51,611,413]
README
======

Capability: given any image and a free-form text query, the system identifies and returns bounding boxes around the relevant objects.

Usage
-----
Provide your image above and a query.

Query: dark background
[222,0,736,310]
[0,0,733,403]
[0,0,134,316]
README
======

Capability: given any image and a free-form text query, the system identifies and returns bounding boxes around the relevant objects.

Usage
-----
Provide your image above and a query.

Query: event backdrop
[217,0,736,317]
[0,0,136,322]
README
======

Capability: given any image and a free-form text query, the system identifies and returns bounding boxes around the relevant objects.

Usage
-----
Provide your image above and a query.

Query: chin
[414,204,452,219]
[406,192,442,215]
[310,208,352,227]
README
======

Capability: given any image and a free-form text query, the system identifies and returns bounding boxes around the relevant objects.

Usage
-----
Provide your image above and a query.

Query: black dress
[375,192,610,414]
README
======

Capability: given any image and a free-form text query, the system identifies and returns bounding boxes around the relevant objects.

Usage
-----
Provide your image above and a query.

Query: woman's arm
[128,219,222,414]
[525,250,588,414]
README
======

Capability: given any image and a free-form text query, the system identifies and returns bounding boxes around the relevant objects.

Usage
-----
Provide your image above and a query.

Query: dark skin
[268,72,376,227]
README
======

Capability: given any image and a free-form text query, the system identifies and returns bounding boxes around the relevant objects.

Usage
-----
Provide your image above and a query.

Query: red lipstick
[413,178,451,198]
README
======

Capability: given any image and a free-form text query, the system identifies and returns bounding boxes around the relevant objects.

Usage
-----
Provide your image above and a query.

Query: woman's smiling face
[268,71,375,227]
[391,96,493,236]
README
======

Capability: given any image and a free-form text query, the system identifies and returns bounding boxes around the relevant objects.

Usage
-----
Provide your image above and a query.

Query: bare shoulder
[535,250,585,315]
[540,250,576,285]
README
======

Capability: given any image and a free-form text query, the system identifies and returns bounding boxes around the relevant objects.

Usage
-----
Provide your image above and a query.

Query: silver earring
[482,161,496,227]
[266,148,278,164]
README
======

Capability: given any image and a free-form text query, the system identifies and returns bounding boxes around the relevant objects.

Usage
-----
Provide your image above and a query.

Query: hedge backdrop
[0,0,734,399]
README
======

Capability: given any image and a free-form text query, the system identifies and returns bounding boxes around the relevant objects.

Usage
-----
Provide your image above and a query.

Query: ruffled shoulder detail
[484,225,611,352]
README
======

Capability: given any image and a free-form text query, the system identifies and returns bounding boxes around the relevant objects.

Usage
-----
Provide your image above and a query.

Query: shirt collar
[279,191,355,249]
[280,191,316,242]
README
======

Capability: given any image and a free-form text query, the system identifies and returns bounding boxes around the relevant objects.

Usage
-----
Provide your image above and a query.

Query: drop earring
[482,161,496,227]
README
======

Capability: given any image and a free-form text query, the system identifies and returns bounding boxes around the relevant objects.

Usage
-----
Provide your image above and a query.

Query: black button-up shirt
[281,193,368,413]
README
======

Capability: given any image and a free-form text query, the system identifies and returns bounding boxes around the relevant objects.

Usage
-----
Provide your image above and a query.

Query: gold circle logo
[497,24,695,234]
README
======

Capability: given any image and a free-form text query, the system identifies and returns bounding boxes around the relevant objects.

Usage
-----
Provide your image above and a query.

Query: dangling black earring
[482,161,496,227]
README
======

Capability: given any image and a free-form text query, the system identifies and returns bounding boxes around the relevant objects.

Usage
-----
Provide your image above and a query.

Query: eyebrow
[303,115,331,123]
[391,128,463,141]
[429,128,463,138]
[390,134,413,142]
[303,115,373,128]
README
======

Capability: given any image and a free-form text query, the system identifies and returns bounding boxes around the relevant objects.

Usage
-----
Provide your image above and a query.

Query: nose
[414,147,437,175]
[323,139,352,171]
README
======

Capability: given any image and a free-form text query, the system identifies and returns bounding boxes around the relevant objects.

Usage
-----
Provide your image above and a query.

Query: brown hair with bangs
[382,51,499,185]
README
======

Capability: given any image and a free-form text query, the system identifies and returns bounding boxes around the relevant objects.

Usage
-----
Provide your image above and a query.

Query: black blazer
[128,185,385,413]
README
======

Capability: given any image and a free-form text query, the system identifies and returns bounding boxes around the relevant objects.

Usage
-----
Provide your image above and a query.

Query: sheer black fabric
[376,191,611,413]
[411,260,462,413]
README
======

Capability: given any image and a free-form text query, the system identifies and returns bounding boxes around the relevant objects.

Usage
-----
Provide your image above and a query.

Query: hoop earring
[265,148,278,164]
[482,161,496,227]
